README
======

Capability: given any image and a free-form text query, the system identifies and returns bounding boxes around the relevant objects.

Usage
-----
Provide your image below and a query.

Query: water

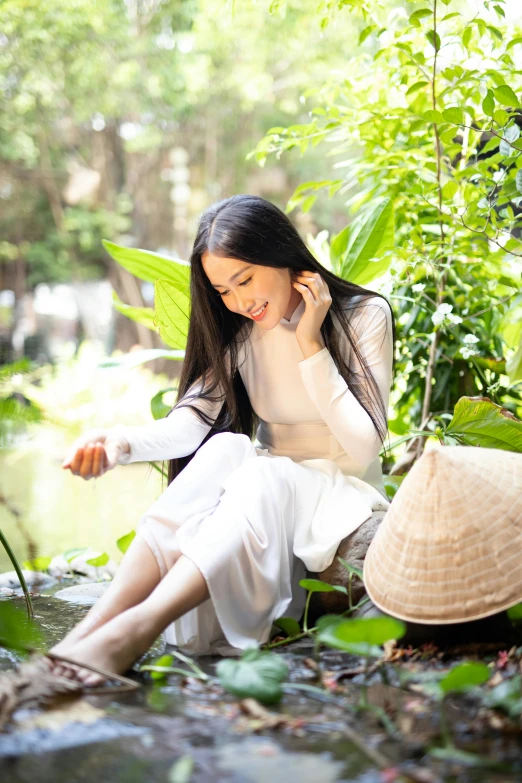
[0,425,163,572]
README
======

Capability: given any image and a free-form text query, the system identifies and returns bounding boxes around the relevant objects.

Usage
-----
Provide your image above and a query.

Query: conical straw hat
[363,445,522,624]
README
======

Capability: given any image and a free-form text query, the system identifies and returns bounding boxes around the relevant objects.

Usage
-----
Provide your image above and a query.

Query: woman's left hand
[292,271,332,359]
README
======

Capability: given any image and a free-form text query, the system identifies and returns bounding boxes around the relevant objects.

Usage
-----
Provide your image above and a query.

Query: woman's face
[201,252,302,330]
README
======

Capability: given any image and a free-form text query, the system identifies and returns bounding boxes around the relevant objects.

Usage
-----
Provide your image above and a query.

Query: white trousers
[136,432,389,656]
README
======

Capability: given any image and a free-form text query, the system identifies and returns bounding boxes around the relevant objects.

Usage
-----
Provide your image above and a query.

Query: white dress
[117,296,394,655]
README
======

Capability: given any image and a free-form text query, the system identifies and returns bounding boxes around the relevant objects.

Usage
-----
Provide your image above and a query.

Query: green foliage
[216,648,289,705]
[253,0,522,454]
[150,388,177,420]
[443,396,522,451]
[99,348,185,369]
[299,577,348,595]
[439,662,490,695]
[85,552,110,567]
[316,615,406,657]
[116,530,136,555]
[273,617,302,637]
[112,292,157,333]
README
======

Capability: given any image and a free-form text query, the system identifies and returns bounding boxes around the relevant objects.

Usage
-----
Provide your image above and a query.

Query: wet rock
[306,511,385,621]
[54,582,110,606]
[0,570,56,590]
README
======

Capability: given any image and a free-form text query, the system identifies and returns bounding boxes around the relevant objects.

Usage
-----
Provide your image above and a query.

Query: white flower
[463,334,479,344]
[437,303,453,315]
[412,283,425,293]
[432,310,446,326]
[447,314,463,325]
[461,346,479,359]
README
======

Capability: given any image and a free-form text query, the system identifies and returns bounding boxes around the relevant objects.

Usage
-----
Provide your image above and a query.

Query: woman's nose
[237,294,255,314]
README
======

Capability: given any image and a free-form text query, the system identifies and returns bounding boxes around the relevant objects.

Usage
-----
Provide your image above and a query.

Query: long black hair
[167,194,395,485]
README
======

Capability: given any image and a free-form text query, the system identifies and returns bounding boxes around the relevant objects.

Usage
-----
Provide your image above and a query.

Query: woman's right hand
[62,429,130,480]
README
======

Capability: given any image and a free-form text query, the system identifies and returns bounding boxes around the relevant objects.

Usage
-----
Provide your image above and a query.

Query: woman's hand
[292,271,332,359]
[62,429,130,480]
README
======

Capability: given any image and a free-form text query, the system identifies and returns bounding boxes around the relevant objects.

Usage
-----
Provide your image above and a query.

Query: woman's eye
[239,277,252,287]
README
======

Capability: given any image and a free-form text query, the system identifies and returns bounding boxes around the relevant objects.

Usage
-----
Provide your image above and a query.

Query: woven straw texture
[363,445,522,624]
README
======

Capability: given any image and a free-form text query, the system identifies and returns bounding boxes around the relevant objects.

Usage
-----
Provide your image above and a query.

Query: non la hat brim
[363,445,522,625]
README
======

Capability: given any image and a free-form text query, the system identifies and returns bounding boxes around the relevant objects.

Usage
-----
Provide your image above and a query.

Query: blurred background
[1,0,522,571]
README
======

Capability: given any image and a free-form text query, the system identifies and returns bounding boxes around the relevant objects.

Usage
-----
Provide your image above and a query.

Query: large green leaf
[317,615,406,657]
[103,240,190,291]
[112,291,157,332]
[332,198,394,285]
[155,279,190,350]
[445,396,522,452]
[150,387,177,420]
[216,648,289,705]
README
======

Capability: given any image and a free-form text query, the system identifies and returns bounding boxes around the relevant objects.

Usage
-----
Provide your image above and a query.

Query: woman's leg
[52,553,209,685]
[50,533,171,677]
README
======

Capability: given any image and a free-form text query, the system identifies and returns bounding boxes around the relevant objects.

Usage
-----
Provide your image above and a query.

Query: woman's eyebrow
[211,265,253,288]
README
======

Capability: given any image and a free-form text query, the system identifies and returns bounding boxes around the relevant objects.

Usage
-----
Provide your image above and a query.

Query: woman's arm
[116,384,222,464]
[298,297,393,473]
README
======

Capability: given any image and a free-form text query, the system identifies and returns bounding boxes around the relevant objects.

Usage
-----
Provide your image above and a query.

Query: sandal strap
[45,652,141,694]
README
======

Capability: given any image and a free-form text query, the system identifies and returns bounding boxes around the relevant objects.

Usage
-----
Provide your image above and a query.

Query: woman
[50,194,395,685]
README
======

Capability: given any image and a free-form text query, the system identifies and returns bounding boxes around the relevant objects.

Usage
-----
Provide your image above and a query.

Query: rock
[306,511,385,623]
[0,570,56,590]
[54,582,111,606]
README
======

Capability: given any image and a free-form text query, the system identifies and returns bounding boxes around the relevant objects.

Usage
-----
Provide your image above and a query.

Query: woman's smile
[250,302,268,321]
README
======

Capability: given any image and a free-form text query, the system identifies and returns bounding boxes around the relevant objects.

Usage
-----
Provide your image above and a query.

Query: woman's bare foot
[49,609,147,687]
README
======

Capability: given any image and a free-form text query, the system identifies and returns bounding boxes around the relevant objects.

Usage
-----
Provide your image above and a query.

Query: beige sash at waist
[256,420,345,462]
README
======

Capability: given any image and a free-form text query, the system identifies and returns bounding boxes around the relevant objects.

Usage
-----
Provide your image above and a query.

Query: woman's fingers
[79,444,95,479]
[69,447,84,475]
[92,444,104,477]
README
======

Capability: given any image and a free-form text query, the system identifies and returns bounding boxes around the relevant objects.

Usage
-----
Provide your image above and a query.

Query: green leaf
[383,475,405,499]
[439,662,490,694]
[494,85,521,108]
[445,396,522,451]
[500,123,521,156]
[482,89,495,117]
[317,615,406,657]
[426,30,441,51]
[423,109,444,123]
[336,557,363,580]
[169,755,194,783]
[358,25,375,45]
[103,240,191,290]
[507,603,522,621]
[299,578,348,594]
[506,334,522,384]
[85,552,109,567]
[339,198,395,285]
[112,291,157,332]
[117,530,136,554]
[0,602,43,652]
[442,107,464,125]
[99,348,185,370]
[151,387,176,420]
[462,26,472,48]
[406,81,429,96]
[22,556,51,572]
[155,279,190,350]
[442,180,458,199]
[216,648,289,705]
[507,37,522,51]
[150,654,174,681]
[273,617,302,637]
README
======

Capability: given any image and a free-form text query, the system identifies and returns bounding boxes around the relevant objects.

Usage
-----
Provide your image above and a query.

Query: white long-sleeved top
[117,295,394,494]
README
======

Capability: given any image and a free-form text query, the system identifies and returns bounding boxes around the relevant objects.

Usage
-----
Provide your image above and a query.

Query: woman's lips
[251,302,268,321]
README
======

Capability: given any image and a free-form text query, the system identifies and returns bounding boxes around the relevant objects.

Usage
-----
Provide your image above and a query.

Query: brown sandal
[45,651,141,694]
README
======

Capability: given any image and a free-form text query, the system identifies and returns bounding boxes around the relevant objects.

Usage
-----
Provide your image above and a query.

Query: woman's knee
[197,432,255,468]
